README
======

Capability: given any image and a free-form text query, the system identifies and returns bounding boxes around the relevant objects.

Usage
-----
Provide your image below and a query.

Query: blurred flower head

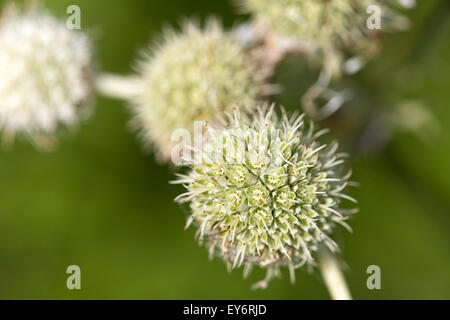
[133,19,266,162]
[174,105,356,288]
[0,4,94,147]
[240,0,410,77]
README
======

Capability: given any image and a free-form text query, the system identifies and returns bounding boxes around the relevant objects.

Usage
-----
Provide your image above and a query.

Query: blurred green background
[0,0,449,299]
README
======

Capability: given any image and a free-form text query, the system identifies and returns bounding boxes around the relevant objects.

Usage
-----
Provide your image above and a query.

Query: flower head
[133,19,265,162]
[0,4,94,146]
[174,105,356,288]
[240,0,409,76]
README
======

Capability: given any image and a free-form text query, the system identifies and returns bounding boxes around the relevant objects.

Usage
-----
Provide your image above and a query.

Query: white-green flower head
[0,4,93,147]
[134,19,265,162]
[174,104,356,288]
[241,0,409,76]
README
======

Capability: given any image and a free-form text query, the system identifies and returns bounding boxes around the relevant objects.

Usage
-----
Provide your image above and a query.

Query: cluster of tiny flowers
[174,105,356,287]
[134,20,264,162]
[0,6,93,144]
[241,0,408,75]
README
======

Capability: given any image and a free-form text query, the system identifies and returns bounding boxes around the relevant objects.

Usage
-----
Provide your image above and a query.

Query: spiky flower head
[134,19,265,162]
[0,4,93,146]
[174,105,356,288]
[240,0,409,76]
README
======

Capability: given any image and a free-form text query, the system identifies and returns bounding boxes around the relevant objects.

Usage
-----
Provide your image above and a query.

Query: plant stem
[318,248,352,300]
[95,73,141,100]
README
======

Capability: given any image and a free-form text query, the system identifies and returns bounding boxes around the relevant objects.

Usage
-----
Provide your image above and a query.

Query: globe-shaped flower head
[0,5,93,146]
[241,0,409,76]
[134,20,265,162]
[174,105,356,287]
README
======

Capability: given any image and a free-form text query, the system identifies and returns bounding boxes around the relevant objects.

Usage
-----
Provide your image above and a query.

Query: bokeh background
[0,0,449,299]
